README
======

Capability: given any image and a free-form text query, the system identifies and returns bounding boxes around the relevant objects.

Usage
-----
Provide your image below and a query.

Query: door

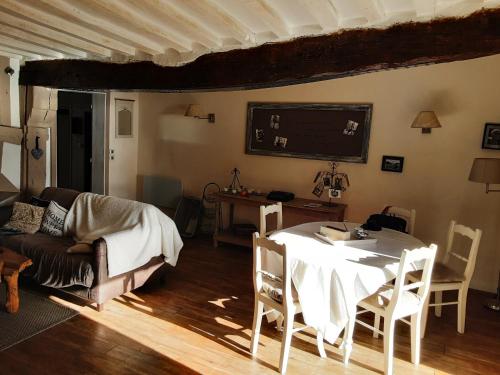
[108,94,139,200]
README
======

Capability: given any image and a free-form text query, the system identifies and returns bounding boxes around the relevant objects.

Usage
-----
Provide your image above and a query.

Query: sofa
[0,187,167,311]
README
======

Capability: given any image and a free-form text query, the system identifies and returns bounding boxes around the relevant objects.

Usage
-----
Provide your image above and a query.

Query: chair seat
[409,262,465,283]
[262,278,299,304]
[359,285,421,316]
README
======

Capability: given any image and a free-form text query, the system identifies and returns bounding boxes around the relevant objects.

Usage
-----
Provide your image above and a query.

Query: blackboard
[245,103,372,163]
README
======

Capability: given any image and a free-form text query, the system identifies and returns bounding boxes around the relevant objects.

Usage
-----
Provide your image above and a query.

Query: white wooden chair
[260,202,283,237]
[354,245,437,375]
[409,220,482,337]
[383,206,416,235]
[250,233,326,374]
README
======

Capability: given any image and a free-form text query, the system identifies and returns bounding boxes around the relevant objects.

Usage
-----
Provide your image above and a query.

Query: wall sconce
[185,104,215,123]
[411,111,442,134]
[469,157,500,193]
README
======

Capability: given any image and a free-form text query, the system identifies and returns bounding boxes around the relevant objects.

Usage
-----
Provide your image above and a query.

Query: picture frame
[482,123,500,150]
[115,99,134,138]
[246,102,372,163]
[381,155,404,173]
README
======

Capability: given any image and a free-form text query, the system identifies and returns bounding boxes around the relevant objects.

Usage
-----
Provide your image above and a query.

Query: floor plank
[0,237,498,374]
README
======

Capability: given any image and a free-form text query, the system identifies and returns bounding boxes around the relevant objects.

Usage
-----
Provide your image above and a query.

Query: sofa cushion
[3,202,45,234]
[40,201,68,237]
[0,232,94,288]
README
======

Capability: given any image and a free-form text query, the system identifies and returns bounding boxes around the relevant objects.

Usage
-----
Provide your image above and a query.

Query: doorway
[57,91,105,193]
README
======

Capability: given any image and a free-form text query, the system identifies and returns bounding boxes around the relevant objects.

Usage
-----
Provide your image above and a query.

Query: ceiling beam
[0,23,87,58]
[0,50,24,60]
[19,9,500,92]
[0,10,112,58]
[0,0,135,56]
[251,0,291,38]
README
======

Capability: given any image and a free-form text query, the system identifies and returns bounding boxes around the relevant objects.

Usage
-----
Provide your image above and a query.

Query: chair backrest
[259,202,283,236]
[443,220,482,285]
[383,205,416,235]
[388,244,437,317]
[252,232,293,306]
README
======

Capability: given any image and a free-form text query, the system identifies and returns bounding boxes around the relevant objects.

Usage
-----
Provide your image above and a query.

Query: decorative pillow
[40,201,68,237]
[30,196,51,208]
[3,202,45,234]
[66,243,93,254]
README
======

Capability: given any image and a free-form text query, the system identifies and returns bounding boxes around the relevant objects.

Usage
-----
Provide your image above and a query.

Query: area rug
[0,287,78,351]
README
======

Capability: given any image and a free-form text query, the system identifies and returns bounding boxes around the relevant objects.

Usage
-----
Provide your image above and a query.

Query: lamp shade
[469,158,500,183]
[185,104,203,118]
[411,111,442,129]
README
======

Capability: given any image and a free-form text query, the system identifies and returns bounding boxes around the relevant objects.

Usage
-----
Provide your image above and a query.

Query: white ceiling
[0,0,499,66]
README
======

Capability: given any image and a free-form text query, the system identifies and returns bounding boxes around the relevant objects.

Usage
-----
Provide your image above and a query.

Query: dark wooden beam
[19,9,500,92]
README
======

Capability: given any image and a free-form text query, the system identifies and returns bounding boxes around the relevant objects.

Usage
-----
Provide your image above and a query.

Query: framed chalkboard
[245,102,372,163]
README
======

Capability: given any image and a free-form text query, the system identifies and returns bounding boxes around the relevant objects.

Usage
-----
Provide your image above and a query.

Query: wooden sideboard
[212,191,347,248]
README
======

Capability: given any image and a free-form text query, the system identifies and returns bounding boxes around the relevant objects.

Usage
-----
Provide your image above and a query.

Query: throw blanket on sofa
[64,193,183,278]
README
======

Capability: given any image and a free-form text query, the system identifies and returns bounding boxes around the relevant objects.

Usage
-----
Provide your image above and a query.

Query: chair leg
[383,318,396,375]
[279,314,294,374]
[316,331,327,358]
[373,314,381,338]
[434,291,442,317]
[410,312,421,365]
[250,300,264,355]
[276,314,284,331]
[457,287,468,334]
[420,293,430,339]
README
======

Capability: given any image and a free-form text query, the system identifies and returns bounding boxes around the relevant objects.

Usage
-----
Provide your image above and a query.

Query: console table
[212,191,347,248]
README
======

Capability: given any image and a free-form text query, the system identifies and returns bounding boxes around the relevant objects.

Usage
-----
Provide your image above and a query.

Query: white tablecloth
[267,222,424,343]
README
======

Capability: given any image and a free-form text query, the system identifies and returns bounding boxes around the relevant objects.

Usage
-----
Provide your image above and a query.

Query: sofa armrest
[93,238,109,286]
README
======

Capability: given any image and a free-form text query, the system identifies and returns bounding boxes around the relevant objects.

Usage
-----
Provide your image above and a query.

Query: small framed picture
[482,123,500,150]
[381,155,404,173]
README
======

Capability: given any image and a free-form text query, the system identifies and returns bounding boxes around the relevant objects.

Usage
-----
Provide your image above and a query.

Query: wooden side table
[0,247,32,313]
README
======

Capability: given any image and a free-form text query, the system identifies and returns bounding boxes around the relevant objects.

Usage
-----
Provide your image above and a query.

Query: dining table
[266,221,425,363]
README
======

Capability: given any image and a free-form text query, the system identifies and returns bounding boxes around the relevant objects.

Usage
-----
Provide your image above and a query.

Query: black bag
[362,214,407,233]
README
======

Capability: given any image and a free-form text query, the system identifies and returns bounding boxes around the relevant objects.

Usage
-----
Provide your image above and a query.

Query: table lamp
[469,157,500,311]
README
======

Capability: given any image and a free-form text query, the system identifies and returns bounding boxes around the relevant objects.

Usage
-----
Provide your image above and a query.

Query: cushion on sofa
[0,232,94,288]
[3,202,45,234]
[30,196,51,208]
[40,201,68,237]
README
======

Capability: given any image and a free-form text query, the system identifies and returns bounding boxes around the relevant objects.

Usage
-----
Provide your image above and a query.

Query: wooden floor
[1,237,499,374]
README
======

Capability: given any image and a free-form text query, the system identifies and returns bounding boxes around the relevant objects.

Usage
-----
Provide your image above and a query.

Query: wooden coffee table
[0,247,32,313]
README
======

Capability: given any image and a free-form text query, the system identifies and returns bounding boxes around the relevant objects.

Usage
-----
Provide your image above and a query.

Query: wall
[137,55,500,292]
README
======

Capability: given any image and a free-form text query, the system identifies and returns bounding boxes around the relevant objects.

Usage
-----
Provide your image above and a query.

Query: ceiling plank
[0,35,64,58]
[0,50,24,60]
[297,0,339,31]
[0,10,112,58]
[20,9,500,91]
[36,0,165,55]
[0,45,42,60]
[251,0,291,38]
[0,0,135,56]
[102,0,222,50]
[0,23,87,58]
[180,0,255,45]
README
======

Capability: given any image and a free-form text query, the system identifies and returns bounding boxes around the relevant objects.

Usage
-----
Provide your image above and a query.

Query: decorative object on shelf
[381,155,404,173]
[468,158,500,193]
[312,162,349,204]
[468,157,500,311]
[411,111,442,134]
[30,136,44,160]
[226,167,243,193]
[185,104,215,123]
[246,102,372,163]
[266,191,295,202]
[482,123,500,150]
